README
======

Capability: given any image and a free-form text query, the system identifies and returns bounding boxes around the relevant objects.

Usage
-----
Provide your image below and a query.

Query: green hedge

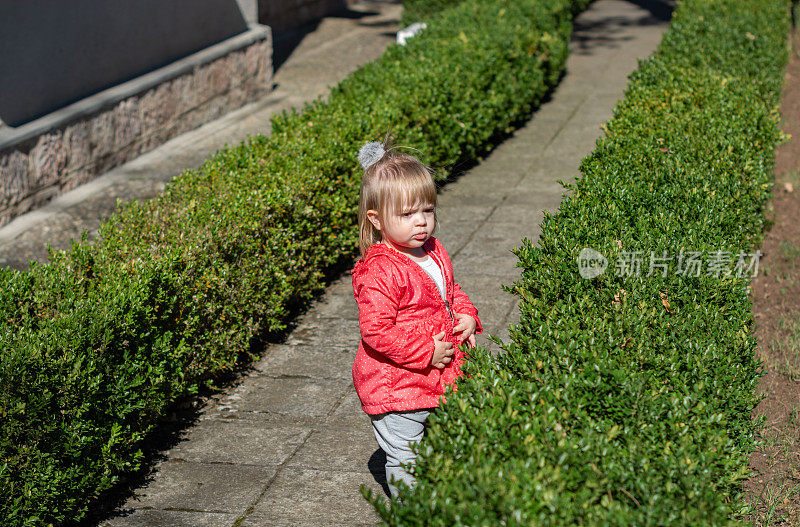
[0,0,590,524]
[401,0,468,25]
[369,0,791,523]
[401,0,588,26]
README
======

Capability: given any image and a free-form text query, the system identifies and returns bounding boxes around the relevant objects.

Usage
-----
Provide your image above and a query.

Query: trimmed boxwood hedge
[0,0,591,524]
[401,0,470,25]
[402,0,590,35]
[366,0,791,523]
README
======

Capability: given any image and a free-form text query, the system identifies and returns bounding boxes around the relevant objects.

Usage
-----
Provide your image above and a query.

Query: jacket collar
[353,237,438,276]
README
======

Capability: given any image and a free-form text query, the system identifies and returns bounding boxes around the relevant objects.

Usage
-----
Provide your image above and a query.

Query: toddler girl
[351,140,482,499]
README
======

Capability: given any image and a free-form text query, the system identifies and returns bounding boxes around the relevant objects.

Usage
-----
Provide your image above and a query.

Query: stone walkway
[1,0,672,525]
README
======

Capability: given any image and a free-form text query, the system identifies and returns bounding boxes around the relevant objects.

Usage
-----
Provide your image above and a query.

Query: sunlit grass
[745,407,800,526]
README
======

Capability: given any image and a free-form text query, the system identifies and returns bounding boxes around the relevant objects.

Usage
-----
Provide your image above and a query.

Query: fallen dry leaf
[613,289,627,305]
[660,291,672,312]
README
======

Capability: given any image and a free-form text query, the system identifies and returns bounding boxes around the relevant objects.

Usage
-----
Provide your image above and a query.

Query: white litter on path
[396,22,427,45]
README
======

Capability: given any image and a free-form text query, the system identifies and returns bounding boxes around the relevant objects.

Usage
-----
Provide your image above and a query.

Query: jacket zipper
[428,251,455,328]
[444,299,454,324]
[383,243,454,334]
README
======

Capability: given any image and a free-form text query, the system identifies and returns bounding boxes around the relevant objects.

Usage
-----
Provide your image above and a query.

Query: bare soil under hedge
[745,23,800,526]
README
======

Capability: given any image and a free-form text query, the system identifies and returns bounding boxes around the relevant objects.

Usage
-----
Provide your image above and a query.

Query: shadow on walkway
[270,1,401,72]
[571,0,675,55]
[368,448,391,497]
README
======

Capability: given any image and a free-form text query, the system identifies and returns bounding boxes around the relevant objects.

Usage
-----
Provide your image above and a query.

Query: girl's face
[368,199,435,258]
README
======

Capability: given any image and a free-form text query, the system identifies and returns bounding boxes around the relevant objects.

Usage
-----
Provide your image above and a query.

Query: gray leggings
[370,408,434,498]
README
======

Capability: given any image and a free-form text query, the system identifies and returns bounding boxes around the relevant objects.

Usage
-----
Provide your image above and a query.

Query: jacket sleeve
[354,265,434,371]
[452,283,483,334]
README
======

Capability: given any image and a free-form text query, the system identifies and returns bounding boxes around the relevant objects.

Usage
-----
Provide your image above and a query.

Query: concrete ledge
[0,24,272,227]
[0,25,270,150]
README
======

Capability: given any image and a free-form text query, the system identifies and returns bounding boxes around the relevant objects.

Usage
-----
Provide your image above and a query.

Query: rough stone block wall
[259,0,346,32]
[0,39,272,227]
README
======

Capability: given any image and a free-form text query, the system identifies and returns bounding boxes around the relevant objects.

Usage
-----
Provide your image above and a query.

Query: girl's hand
[465,333,476,348]
[453,313,477,348]
[431,331,454,369]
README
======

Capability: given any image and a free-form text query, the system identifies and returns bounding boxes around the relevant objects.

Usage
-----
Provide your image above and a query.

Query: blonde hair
[357,146,438,256]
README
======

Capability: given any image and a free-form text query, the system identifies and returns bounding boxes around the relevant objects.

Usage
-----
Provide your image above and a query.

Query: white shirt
[413,254,445,300]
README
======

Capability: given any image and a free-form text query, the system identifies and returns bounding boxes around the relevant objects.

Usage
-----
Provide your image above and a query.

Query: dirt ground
[743,23,800,526]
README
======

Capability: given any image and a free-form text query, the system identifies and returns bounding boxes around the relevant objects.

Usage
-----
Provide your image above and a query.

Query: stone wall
[0,0,356,227]
[259,0,346,32]
[0,36,271,227]
[0,0,255,127]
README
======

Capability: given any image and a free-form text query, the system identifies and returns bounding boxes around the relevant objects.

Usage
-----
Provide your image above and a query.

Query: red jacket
[351,237,482,415]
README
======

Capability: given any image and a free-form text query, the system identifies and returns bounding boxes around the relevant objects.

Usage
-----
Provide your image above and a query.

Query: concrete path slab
[165,421,311,466]
[126,461,278,513]
[104,510,238,527]
[11,0,674,524]
[240,467,385,526]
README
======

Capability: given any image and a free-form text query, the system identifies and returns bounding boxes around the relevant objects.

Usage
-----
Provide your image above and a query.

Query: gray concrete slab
[513,164,573,192]
[211,375,350,417]
[480,201,551,228]
[502,193,567,217]
[436,182,509,205]
[285,427,379,472]
[101,510,238,527]
[493,124,561,157]
[326,388,373,429]
[198,407,322,428]
[303,291,360,322]
[452,239,522,273]
[167,420,310,465]
[434,203,496,224]
[243,523,378,527]
[532,95,583,124]
[124,460,277,513]
[281,316,362,348]
[251,343,356,380]
[240,467,383,525]
[430,220,476,255]
[547,123,608,155]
